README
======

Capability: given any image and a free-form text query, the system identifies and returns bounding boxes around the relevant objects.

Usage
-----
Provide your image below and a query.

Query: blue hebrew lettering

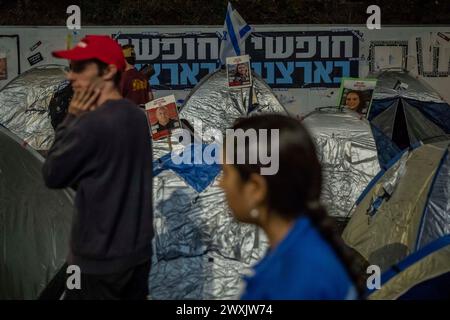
[313,61,333,84]
[180,63,200,85]
[275,62,294,84]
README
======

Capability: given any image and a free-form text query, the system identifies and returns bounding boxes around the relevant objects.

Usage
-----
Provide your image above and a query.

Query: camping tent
[302,108,399,220]
[342,141,450,299]
[369,71,450,150]
[0,125,73,299]
[149,69,287,299]
[0,64,70,151]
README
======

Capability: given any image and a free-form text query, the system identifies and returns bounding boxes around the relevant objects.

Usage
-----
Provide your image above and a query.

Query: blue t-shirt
[241,216,357,300]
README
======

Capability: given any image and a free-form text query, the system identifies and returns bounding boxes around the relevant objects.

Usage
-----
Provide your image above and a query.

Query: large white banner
[0,25,449,116]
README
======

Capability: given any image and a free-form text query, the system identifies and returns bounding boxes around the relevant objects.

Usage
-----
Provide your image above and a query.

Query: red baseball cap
[52,35,126,71]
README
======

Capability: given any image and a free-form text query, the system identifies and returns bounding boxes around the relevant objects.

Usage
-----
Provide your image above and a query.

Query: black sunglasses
[69,59,100,73]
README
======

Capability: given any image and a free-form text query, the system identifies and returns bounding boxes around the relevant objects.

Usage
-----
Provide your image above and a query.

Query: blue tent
[369,71,450,150]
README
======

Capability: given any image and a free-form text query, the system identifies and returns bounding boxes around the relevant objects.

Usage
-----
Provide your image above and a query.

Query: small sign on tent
[226,54,252,89]
[145,95,181,141]
[338,78,377,116]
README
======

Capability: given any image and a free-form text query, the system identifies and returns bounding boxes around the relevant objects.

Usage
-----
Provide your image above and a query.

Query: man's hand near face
[69,80,103,116]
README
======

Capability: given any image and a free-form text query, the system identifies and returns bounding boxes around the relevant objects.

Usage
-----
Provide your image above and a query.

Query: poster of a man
[0,55,7,80]
[226,54,252,88]
[338,78,377,115]
[145,95,181,140]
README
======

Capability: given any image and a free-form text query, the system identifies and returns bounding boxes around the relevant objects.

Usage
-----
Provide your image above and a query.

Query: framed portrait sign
[338,78,378,116]
[145,95,181,141]
[226,54,252,89]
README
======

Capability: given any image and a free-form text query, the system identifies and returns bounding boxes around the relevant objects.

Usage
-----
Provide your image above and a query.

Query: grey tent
[343,141,450,299]
[0,125,73,299]
[302,108,397,220]
[149,69,287,299]
[0,64,70,151]
[369,71,450,150]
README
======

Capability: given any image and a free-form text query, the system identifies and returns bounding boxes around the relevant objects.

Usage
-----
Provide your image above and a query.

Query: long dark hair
[229,114,366,296]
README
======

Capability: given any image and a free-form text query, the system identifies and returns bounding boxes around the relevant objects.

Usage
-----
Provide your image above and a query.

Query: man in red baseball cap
[52,35,125,110]
[43,35,154,300]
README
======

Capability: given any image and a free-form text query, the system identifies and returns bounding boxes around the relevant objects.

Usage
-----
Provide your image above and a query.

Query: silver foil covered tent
[0,65,69,151]
[302,109,389,220]
[149,69,287,299]
[0,125,73,299]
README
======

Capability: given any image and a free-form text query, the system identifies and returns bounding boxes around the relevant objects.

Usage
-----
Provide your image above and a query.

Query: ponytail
[305,202,367,298]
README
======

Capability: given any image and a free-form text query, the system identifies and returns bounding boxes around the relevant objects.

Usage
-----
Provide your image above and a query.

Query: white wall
[1,25,449,116]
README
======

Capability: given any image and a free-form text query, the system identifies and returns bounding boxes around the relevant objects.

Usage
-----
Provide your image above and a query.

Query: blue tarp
[368,98,398,120]
[406,99,450,134]
[153,143,221,193]
[370,124,401,170]
[370,97,450,134]
[415,148,450,251]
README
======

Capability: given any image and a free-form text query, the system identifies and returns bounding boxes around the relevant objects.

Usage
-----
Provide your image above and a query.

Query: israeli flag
[219,2,253,65]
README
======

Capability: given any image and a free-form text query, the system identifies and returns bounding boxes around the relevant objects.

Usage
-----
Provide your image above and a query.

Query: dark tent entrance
[370,98,450,150]
[0,125,73,299]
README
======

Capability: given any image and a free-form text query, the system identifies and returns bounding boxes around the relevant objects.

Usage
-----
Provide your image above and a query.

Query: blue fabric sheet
[371,124,401,170]
[152,143,221,193]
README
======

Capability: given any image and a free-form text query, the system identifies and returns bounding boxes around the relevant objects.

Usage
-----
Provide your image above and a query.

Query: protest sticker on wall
[30,41,42,52]
[28,52,44,66]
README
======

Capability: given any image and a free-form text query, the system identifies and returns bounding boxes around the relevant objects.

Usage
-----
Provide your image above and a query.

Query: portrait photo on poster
[145,94,181,141]
[0,54,6,80]
[337,78,378,116]
[226,54,252,89]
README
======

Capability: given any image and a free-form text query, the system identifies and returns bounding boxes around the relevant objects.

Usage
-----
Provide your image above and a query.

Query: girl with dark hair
[344,90,365,114]
[219,114,365,299]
